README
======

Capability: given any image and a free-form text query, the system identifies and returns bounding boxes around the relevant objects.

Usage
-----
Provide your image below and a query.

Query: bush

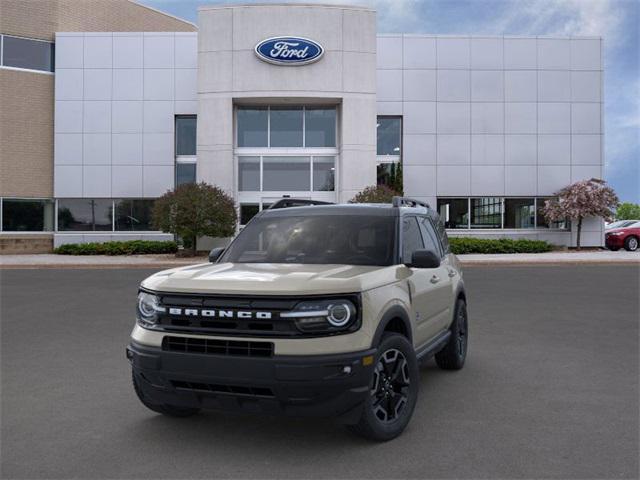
[349,184,401,203]
[449,237,553,255]
[54,240,178,256]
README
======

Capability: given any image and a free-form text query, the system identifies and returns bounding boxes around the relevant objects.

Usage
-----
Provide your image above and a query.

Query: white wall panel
[437,166,470,195]
[377,36,403,69]
[83,133,111,165]
[571,103,601,134]
[55,35,84,68]
[505,71,536,102]
[112,101,143,133]
[571,39,601,70]
[113,35,143,68]
[403,70,436,101]
[538,135,570,165]
[403,134,436,165]
[538,70,570,101]
[538,165,571,195]
[112,134,143,165]
[436,38,470,69]
[55,101,83,133]
[112,69,143,100]
[144,69,174,100]
[55,134,83,165]
[505,103,536,134]
[402,36,436,69]
[403,102,436,134]
[470,38,503,69]
[376,70,403,101]
[471,103,503,134]
[143,133,174,165]
[537,39,570,69]
[437,135,470,164]
[471,71,503,101]
[471,165,504,195]
[437,103,470,134]
[571,71,601,102]
[56,69,83,100]
[437,70,470,101]
[84,36,112,69]
[143,35,175,68]
[504,38,536,69]
[83,101,111,133]
[505,135,536,165]
[55,165,83,197]
[83,165,111,197]
[571,135,601,165]
[538,103,570,134]
[471,135,504,165]
[112,165,143,197]
[505,165,537,195]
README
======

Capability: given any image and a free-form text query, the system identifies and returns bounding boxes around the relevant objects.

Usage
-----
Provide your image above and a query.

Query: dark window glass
[237,107,268,147]
[176,163,196,186]
[175,116,196,155]
[313,157,335,191]
[471,197,502,229]
[114,199,155,231]
[377,161,403,190]
[419,217,442,257]
[222,215,396,266]
[57,199,111,231]
[2,35,54,72]
[433,216,451,253]
[536,197,569,229]
[270,107,303,147]
[263,156,310,191]
[437,198,469,229]
[238,156,260,191]
[504,198,535,228]
[240,204,259,225]
[3,199,54,231]
[377,117,401,156]
[402,216,424,264]
[305,107,336,147]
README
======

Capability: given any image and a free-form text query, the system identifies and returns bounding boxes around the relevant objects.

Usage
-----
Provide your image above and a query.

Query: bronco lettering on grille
[167,308,273,320]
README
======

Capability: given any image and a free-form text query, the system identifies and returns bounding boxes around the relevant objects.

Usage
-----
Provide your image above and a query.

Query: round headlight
[137,292,163,325]
[327,303,351,327]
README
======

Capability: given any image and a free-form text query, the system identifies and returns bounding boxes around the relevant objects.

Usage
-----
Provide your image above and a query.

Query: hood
[141,262,404,295]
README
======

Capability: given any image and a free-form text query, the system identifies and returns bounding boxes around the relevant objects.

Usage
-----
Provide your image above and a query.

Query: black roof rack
[267,198,335,210]
[391,196,430,209]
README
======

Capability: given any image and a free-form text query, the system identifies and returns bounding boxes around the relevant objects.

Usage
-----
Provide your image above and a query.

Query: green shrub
[54,240,178,256]
[449,237,553,255]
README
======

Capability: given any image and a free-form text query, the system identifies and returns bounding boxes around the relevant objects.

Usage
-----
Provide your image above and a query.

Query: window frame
[0,197,55,232]
[400,215,425,265]
[0,34,55,75]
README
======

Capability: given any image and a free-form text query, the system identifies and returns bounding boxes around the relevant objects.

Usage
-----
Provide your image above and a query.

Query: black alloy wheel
[371,348,411,423]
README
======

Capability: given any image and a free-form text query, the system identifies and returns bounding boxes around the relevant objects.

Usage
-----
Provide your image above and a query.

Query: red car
[605,222,640,251]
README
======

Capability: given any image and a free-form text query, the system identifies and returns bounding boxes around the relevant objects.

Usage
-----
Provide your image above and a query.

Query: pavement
[1,266,638,479]
[1,250,639,268]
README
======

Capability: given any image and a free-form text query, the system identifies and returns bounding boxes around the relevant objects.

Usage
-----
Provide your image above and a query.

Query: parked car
[605,223,640,251]
[127,197,468,441]
[605,220,639,230]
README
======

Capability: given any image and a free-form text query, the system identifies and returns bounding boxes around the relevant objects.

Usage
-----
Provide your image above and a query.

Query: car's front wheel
[347,333,419,441]
[132,371,200,417]
[624,236,638,251]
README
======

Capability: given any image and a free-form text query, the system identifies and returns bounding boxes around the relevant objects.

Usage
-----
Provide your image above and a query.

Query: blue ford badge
[255,37,324,66]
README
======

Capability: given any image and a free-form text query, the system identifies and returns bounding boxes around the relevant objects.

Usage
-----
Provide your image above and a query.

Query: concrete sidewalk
[1,250,638,268]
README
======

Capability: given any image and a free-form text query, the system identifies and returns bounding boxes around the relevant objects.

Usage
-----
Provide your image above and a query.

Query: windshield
[607,220,636,229]
[221,214,397,266]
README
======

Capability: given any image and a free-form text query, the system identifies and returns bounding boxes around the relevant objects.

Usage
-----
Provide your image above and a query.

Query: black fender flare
[371,305,413,348]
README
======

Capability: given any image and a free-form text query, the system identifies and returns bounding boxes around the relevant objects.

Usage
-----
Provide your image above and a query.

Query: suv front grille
[171,380,274,398]
[162,336,274,357]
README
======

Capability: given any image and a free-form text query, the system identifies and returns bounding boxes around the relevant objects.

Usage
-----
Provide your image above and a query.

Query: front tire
[435,299,468,370]
[624,236,638,251]
[347,333,419,441]
[132,371,200,417]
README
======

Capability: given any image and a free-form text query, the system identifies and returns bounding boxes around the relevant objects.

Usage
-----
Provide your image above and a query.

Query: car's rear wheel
[347,333,419,442]
[132,371,200,417]
[624,236,638,251]
[435,299,468,370]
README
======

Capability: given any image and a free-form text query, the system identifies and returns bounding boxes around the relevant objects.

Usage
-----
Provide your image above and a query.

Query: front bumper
[605,235,624,248]
[127,341,376,422]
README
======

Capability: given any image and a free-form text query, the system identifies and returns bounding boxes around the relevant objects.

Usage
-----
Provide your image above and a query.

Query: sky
[141,0,639,203]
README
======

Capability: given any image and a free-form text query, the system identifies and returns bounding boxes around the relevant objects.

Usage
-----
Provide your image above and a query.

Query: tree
[152,182,237,255]
[616,202,640,220]
[349,184,401,203]
[542,178,619,250]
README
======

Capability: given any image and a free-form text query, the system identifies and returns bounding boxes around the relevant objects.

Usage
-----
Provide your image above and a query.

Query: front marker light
[136,291,165,327]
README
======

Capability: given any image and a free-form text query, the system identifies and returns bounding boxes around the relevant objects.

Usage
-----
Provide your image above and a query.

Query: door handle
[430,275,440,284]
[448,269,457,278]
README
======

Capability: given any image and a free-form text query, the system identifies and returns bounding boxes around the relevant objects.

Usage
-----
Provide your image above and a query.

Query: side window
[402,217,424,263]
[419,217,443,257]
[434,216,450,254]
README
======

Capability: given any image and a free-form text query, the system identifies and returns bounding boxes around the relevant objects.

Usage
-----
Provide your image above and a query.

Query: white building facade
[51,3,604,248]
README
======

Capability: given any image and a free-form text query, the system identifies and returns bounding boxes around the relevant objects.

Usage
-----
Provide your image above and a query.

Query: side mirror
[208,247,225,263]
[408,249,441,269]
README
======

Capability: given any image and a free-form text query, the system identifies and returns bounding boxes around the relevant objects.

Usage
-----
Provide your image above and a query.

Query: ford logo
[255,36,324,66]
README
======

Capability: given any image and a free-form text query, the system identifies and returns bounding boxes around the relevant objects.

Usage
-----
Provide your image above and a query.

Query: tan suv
[127,197,468,441]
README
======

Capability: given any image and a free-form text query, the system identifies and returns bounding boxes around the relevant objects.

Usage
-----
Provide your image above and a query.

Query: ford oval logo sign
[255,37,324,66]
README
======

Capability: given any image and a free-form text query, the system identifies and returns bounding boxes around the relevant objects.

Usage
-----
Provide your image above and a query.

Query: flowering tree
[152,182,237,255]
[349,184,401,203]
[543,178,619,250]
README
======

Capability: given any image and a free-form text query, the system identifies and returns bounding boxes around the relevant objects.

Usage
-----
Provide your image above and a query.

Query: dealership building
[0,1,605,252]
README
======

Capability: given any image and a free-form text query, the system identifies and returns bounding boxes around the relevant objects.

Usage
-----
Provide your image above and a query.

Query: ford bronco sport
[127,197,468,441]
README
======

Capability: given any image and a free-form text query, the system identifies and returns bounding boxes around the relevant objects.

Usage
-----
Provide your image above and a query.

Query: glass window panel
[114,199,155,231]
[536,197,569,229]
[305,107,336,147]
[313,157,335,191]
[377,117,401,156]
[270,107,303,147]
[418,217,442,257]
[263,156,310,191]
[237,107,268,147]
[57,199,111,231]
[436,198,469,229]
[471,197,502,229]
[240,204,259,225]
[238,156,260,191]
[175,116,196,155]
[2,36,54,72]
[402,216,425,264]
[176,163,196,186]
[3,199,54,231]
[504,198,535,228]
[376,161,402,191]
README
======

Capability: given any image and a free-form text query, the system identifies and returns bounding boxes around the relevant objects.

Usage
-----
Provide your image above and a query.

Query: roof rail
[391,196,430,209]
[268,198,334,210]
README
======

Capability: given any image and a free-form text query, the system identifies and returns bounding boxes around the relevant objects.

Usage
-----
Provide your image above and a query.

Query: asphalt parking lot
[1,266,638,479]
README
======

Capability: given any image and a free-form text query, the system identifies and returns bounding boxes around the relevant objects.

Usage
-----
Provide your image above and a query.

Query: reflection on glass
[436,198,469,229]
[504,198,535,228]
[175,116,196,155]
[313,157,335,191]
[270,107,303,147]
[2,36,54,72]
[240,204,259,225]
[57,199,111,231]
[176,163,196,186]
[238,156,260,191]
[536,197,569,229]
[377,117,401,156]
[263,156,310,191]
[237,107,268,147]
[305,108,336,147]
[3,199,54,231]
[471,197,502,229]
[115,199,155,231]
